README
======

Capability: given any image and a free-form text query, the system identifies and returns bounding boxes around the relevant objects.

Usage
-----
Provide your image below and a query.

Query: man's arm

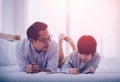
[30,62,51,73]
[16,46,39,73]
[45,41,59,72]
[24,62,51,74]
[39,68,51,72]
[16,43,30,72]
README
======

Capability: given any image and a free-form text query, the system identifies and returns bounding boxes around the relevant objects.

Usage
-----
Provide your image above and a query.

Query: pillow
[7,41,18,65]
[0,38,11,66]
[96,57,120,73]
[0,38,18,66]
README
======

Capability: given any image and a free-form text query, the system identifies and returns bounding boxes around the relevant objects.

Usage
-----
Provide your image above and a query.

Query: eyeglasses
[37,35,52,44]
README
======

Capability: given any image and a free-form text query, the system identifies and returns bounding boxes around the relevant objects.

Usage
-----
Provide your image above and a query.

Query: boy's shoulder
[69,51,79,58]
[94,52,101,59]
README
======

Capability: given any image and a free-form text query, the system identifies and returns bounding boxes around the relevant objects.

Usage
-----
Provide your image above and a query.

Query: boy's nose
[82,57,88,62]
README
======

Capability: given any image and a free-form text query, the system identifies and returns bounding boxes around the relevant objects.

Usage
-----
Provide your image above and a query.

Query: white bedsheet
[0,65,120,82]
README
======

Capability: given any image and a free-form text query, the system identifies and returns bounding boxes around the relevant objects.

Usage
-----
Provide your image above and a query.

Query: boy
[60,35,101,74]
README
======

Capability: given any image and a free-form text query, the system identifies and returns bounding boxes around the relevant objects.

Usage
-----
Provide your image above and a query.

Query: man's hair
[77,35,97,56]
[26,21,48,40]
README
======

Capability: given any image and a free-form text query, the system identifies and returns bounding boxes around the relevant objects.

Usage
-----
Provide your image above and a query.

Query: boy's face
[79,53,92,63]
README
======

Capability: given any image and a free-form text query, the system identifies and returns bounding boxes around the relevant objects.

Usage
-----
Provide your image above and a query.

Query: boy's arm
[82,53,101,74]
[61,56,73,73]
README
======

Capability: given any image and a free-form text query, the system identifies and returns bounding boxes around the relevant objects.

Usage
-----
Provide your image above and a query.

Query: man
[16,21,58,74]
[61,35,101,74]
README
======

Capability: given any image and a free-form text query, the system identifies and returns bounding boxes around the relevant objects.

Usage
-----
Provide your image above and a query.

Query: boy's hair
[77,35,97,56]
[26,21,48,40]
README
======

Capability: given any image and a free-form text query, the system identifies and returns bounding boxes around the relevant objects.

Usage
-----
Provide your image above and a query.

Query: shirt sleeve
[46,42,59,72]
[83,53,101,74]
[15,43,30,72]
[61,56,73,74]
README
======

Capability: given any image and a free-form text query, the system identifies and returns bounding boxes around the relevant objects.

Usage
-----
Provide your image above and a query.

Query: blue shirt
[16,38,58,72]
[61,51,101,74]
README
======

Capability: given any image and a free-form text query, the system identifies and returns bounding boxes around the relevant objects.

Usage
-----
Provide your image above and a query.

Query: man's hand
[31,62,40,73]
[25,64,33,73]
[69,68,79,74]
[25,62,40,74]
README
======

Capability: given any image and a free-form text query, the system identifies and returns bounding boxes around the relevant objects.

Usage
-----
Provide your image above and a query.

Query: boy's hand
[89,67,95,74]
[69,68,79,74]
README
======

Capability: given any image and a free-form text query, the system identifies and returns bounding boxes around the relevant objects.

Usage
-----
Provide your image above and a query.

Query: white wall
[28,0,66,42]
[0,0,1,31]
[1,0,28,38]
[1,0,120,58]
[1,0,15,33]
[28,0,68,54]
[15,0,28,38]
[70,0,120,58]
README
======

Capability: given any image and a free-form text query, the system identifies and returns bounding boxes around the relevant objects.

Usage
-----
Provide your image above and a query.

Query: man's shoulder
[50,39,57,45]
[49,40,57,49]
[16,38,30,49]
[45,40,58,55]
[16,38,30,57]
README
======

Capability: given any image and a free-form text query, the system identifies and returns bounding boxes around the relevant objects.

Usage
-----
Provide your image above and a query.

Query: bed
[0,33,120,82]
[0,63,120,82]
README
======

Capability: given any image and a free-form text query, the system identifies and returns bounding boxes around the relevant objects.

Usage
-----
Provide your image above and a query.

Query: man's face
[31,29,51,52]
[79,53,92,63]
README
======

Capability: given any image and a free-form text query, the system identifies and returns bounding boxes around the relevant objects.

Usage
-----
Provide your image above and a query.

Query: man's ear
[29,38,35,43]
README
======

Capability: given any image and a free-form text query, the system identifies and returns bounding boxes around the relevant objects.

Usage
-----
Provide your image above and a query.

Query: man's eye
[42,39,46,42]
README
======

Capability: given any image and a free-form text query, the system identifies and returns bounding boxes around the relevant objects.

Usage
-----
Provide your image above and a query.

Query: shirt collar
[30,44,45,55]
